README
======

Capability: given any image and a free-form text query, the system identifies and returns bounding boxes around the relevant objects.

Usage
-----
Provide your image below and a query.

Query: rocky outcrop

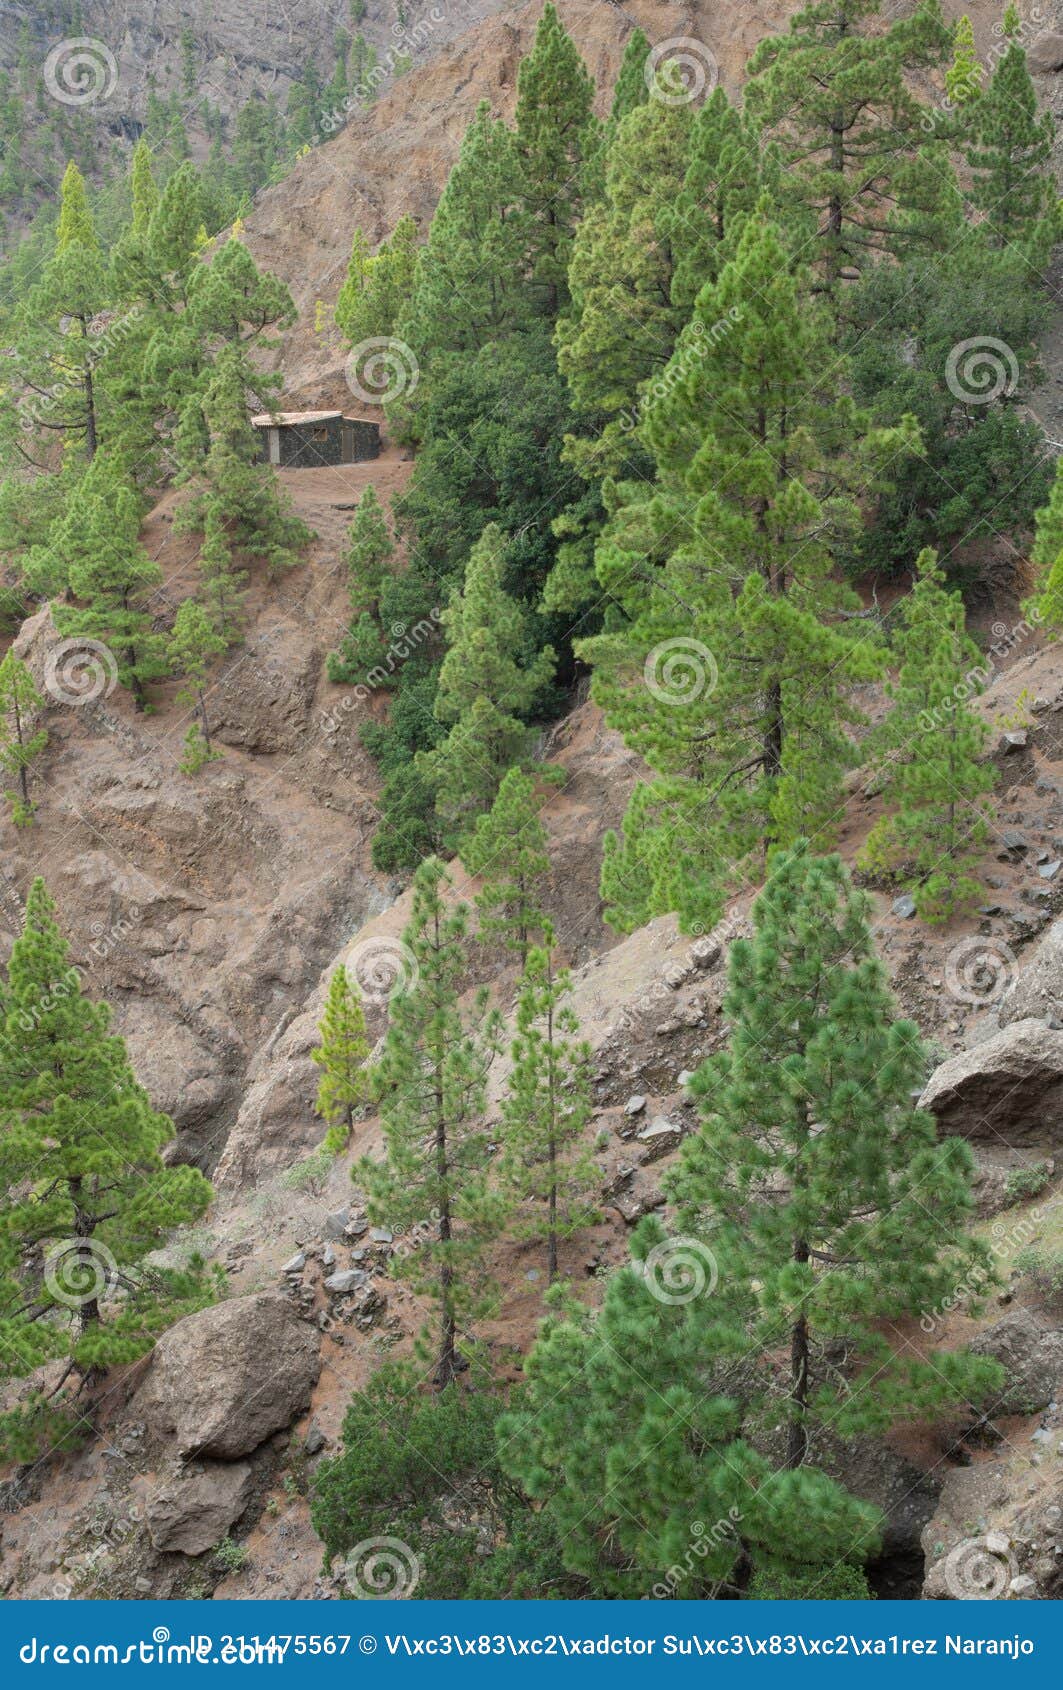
[919,1020,1063,1146]
[969,1308,1063,1417]
[1000,919,1063,1027]
[132,1295,320,1459]
[145,1461,254,1556]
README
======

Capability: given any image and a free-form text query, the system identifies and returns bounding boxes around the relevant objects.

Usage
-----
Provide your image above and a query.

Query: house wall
[254,418,382,468]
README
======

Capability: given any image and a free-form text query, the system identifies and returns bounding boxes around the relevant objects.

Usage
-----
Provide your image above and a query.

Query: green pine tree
[312,966,372,1153]
[498,927,597,1281]
[577,212,914,933]
[52,454,167,711]
[168,597,227,772]
[964,26,1056,260]
[327,484,394,683]
[420,524,555,840]
[512,3,595,318]
[945,14,983,106]
[497,1216,882,1595]
[461,765,561,966]
[745,0,952,302]
[668,843,1003,1469]
[0,880,215,1457]
[356,859,504,1383]
[0,649,47,826]
[859,549,995,921]
[335,216,418,347]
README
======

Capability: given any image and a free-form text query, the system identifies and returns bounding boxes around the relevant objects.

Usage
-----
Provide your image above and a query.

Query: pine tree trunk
[787,1235,811,1469]
[198,686,212,748]
[13,694,28,805]
[81,319,97,461]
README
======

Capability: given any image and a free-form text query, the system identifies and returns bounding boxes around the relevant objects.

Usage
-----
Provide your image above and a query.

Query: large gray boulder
[919,1020,1063,1146]
[969,1308,1063,1416]
[145,1460,253,1555]
[133,1294,320,1459]
[1000,921,1063,1028]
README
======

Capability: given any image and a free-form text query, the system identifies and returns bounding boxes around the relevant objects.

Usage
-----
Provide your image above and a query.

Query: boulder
[133,1294,320,1459]
[969,1309,1063,1416]
[636,1115,684,1163]
[1028,32,1063,74]
[145,1460,253,1555]
[919,1020,1063,1146]
[1000,921,1063,1027]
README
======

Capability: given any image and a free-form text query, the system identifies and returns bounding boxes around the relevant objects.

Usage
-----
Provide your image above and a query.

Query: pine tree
[497,1217,882,1595]
[356,859,504,1384]
[945,14,982,107]
[52,454,166,711]
[312,966,371,1153]
[461,765,561,966]
[0,880,214,1454]
[668,844,1003,1469]
[420,525,555,839]
[398,102,526,376]
[335,216,418,347]
[609,27,651,126]
[745,0,951,302]
[577,213,913,933]
[671,87,773,315]
[859,549,994,921]
[498,928,597,1281]
[964,26,1056,260]
[168,596,227,773]
[0,649,47,826]
[130,138,159,233]
[327,484,394,683]
[175,346,310,576]
[512,3,594,318]
[14,161,108,464]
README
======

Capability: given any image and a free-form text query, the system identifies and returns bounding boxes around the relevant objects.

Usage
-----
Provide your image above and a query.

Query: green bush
[1004,1164,1051,1204]
[311,1361,589,1599]
[747,1561,873,1600]
[1015,1247,1063,1306]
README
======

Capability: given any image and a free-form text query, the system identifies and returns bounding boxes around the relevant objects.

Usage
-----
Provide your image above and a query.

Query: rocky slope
[4,0,1063,1605]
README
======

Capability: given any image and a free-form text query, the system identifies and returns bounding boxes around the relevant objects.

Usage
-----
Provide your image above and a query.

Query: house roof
[250,410,343,427]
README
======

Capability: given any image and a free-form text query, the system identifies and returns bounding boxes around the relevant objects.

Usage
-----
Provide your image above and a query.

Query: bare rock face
[1028,32,1063,74]
[145,1460,254,1555]
[919,1020,1063,1146]
[1000,920,1063,1027]
[133,1295,320,1459]
[969,1309,1063,1416]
